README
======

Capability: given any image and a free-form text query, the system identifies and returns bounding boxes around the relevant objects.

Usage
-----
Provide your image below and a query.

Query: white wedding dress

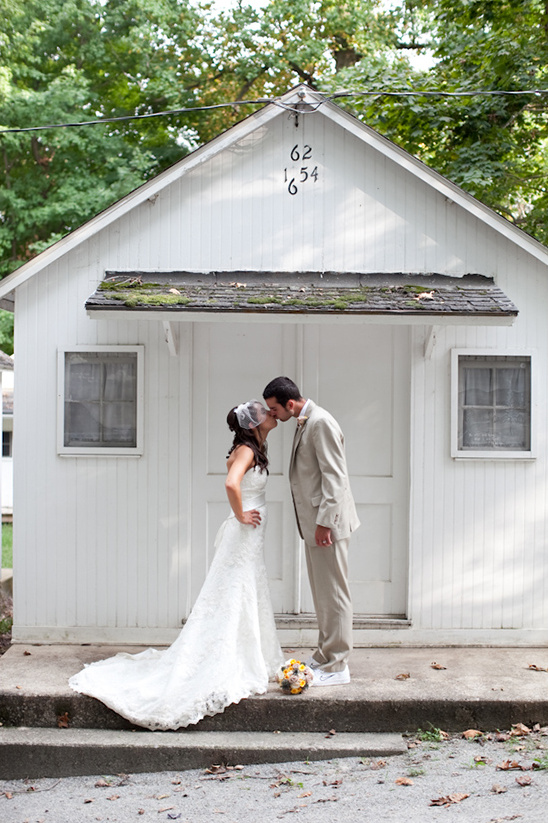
[69,466,283,730]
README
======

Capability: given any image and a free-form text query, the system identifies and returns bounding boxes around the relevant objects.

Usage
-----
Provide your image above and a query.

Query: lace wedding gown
[69,466,283,730]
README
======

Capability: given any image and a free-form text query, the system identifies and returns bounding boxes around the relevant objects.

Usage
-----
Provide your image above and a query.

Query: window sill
[58,450,143,458]
[452,452,535,461]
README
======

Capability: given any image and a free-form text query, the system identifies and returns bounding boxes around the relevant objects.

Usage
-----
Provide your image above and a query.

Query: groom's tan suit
[289,400,360,672]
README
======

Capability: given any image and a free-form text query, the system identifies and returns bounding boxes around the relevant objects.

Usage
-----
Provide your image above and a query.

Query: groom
[263,377,360,686]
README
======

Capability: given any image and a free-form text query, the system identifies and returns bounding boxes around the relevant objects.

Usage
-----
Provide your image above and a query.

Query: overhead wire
[1,88,547,134]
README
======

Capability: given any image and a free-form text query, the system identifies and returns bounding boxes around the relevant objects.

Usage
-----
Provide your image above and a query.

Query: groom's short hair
[263,376,303,406]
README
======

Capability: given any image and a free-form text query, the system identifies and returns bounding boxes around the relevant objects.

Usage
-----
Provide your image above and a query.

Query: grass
[534,752,548,770]
[415,726,446,743]
[2,523,12,568]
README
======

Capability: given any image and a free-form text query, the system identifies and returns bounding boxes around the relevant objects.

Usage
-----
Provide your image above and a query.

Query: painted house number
[284,144,319,195]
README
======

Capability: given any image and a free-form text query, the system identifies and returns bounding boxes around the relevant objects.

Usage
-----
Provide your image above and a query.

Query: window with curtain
[457,355,531,453]
[61,349,142,452]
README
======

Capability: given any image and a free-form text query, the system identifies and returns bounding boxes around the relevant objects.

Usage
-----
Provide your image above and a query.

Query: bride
[69,400,284,730]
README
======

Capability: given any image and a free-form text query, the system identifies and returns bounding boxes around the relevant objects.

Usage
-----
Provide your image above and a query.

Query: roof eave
[86,307,517,326]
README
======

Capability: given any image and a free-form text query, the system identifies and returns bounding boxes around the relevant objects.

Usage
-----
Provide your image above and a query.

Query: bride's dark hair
[226,408,269,473]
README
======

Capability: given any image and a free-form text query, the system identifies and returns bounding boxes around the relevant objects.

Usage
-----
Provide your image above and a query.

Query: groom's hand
[315,525,332,547]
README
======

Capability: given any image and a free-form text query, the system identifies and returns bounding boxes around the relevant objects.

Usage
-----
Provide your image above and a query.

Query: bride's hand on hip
[238,508,261,527]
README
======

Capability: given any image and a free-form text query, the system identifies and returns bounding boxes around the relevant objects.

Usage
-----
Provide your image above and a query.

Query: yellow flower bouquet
[277,658,314,694]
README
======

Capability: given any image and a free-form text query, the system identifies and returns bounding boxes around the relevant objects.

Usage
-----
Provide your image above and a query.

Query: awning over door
[86,271,518,325]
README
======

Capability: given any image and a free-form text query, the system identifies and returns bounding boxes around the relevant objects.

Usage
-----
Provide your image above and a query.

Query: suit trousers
[304,536,353,672]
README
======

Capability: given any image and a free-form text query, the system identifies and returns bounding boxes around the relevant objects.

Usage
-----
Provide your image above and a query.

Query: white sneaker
[311,665,350,686]
[305,657,322,670]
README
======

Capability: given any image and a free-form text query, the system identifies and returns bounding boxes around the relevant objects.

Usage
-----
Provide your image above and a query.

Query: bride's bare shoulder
[226,444,255,471]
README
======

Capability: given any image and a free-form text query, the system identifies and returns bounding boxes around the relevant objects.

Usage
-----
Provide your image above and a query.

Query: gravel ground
[1,728,547,823]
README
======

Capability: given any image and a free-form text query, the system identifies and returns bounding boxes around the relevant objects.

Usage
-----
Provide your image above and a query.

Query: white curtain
[461,362,529,450]
[65,354,137,447]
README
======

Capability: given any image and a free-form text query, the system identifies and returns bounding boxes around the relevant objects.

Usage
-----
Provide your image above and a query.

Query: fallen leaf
[107,795,120,801]
[314,796,339,803]
[395,777,414,786]
[83,798,93,804]
[395,672,410,680]
[204,765,227,775]
[516,774,532,787]
[298,791,312,798]
[23,651,31,656]
[370,760,387,770]
[138,810,145,815]
[511,723,531,737]
[430,793,469,807]
[94,779,111,787]
[168,289,180,295]
[491,784,508,794]
[528,664,548,672]
[155,793,171,799]
[57,712,70,729]
[496,760,527,771]
[2,792,13,800]
[158,807,175,813]
[431,662,447,670]
[462,729,483,739]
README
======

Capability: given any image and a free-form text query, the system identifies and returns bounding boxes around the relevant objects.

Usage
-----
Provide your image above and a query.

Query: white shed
[1,85,547,647]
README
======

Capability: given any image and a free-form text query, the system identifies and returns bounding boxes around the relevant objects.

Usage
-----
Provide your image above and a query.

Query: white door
[190,322,299,613]
[191,321,410,618]
[301,324,410,617]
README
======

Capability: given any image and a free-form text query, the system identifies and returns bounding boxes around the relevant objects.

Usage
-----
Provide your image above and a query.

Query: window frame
[57,345,144,456]
[451,349,535,460]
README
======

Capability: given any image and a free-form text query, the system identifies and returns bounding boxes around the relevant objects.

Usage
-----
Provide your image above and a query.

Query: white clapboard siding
[10,89,548,645]
[409,242,548,639]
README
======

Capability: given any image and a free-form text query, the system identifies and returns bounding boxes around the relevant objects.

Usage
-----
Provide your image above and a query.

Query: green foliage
[337,0,548,244]
[533,751,548,769]
[415,725,445,742]
[1,522,12,568]
[0,0,204,278]
[0,311,13,355]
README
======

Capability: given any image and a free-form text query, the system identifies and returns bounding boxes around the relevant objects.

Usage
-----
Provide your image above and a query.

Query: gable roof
[0,84,547,305]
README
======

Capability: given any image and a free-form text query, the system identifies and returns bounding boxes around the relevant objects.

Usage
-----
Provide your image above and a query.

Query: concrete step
[0,728,407,779]
[2,645,548,736]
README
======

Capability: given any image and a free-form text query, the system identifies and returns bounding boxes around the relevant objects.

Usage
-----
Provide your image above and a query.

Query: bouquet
[277,658,314,694]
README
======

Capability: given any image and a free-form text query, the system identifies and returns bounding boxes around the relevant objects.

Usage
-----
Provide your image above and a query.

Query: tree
[0,0,206,277]
[329,0,548,243]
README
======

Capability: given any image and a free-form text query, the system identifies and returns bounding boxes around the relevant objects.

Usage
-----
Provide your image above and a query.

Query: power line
[1,88,547,134]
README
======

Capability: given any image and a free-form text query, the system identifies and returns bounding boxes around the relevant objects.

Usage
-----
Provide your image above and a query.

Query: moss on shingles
[107,291,191,307]
[99,279,161,292]
[247,295,283,305]
[403,285,435,295]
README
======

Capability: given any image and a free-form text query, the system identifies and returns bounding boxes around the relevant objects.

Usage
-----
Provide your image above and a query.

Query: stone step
[0,728,407,779]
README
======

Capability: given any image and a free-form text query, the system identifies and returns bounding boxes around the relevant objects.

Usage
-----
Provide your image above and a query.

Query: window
[58,347,143,455]
[452,352,533,458]
[2,430,12,458]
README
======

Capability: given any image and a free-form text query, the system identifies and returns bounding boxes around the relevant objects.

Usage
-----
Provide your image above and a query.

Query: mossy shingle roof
[86,272,518,318]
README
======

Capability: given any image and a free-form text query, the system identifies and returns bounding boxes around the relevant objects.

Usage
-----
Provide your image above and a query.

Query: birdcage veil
[233,400,268,430]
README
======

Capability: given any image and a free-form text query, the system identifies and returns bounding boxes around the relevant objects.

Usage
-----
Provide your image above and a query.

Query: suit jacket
[289,400,360,546]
